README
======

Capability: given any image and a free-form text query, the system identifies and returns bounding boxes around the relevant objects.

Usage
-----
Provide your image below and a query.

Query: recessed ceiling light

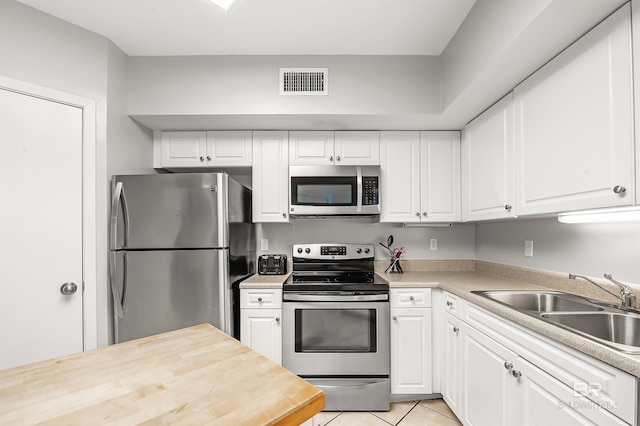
[209,0,239,13]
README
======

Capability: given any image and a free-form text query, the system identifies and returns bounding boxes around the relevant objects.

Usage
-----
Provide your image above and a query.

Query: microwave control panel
[362,176,379,206]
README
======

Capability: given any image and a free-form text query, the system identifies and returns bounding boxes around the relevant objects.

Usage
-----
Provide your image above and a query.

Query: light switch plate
[260,238,269,251]
[430,238,438,250]
[524,240,534,257]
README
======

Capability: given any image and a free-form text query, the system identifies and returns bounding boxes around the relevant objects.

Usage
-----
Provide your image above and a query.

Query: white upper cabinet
[334,131,380,165]
[514,5,634,215]
[289,131,380,165]
[158,131,207,168]
[462,94,516,221]
[205,131,252,166]
[380,131,460,223]
[155,131,252,168]
[252,131,289,223]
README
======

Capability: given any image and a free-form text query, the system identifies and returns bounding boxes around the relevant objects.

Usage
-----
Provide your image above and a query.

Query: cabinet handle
[511,370,522,379]
[336,155,341,161]
[393,316,398,321]
[613,185,626,194]
[275,317,280,322]
[199,156,205,162]
[409,296,415,301]
[257,297,263,302]
[206,155,212,161]
[505,204,512,211]
[329,156,334,162]
[504,361,513,370]
[446,301,453,307]
[453,327,459,333]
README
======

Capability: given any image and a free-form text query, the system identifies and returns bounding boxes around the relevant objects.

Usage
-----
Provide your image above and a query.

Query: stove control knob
[305,248,311,254]
[297,248,303,254]
[356,248,362,254]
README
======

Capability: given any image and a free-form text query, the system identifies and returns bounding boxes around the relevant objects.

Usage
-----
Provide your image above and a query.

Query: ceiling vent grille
[280,68,328,95]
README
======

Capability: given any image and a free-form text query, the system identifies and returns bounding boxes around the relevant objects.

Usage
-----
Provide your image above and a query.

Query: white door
[0,88,84,369]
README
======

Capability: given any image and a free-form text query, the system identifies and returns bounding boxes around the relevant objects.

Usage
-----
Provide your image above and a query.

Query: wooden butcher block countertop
[0,324,324,425]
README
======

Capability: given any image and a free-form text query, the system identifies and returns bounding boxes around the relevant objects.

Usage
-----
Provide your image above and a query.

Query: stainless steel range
[282,243,390,412]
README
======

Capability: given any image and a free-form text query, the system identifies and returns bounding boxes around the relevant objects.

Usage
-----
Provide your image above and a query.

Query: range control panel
[293,243,373,260]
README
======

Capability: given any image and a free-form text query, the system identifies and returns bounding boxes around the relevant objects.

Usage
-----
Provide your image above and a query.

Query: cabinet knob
[257,297,263,302]
[511,370,522,379]
[329,156,334,162]
[504,361,513,370]
[393,316,398,321]
[446,301,453,307]
[416,212,420,217]
[409,296,415,301]
[336,155,341,161]
[199,156,205,162]
[275,317,280,322]
[453,327,459,333]
[422,212,427,216]
[206,155,212,161]
[613,185,626,194]
[505,205,512,211]
[282,213,287,218]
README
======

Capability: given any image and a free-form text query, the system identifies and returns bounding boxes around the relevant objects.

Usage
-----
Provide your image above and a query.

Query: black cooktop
[284,272,389,292]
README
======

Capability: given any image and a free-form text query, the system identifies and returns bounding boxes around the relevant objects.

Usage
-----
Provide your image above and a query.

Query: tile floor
[313,399,461,426]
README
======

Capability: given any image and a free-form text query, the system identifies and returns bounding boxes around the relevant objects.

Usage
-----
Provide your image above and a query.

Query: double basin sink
[472,290,640,353]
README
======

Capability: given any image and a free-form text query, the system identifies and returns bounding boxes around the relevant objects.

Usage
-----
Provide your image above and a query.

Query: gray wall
[476,217,640,284]
[1,0,154,347]
[257,221,476,262]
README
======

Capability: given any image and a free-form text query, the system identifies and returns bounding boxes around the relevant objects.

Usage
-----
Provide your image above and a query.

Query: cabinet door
[390,307,432,394]
[442,313,462,417]
[514,6,633,215]
[252,131,289,222]
[420,131,461,222]
[462,325,517,426]
[516,357,627,426]
[380,131,421,222]
[462,94,515,221]
[289,131,335,165]
[334,131,380,165]
[206,131,252,166]
[160,131,207,168]
[240,309,282,365]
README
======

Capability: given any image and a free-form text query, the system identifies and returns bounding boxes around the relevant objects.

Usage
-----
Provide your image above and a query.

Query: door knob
[60,282,78,295]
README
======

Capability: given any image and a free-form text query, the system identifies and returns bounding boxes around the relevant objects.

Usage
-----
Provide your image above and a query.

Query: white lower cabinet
[441,291,634,426]
[390,288,433,395]
[240,288,282,365]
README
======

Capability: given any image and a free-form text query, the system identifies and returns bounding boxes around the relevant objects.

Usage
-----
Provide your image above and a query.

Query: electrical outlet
[260,238,269,251]
[524,240,534,257]
[430,238,438,250]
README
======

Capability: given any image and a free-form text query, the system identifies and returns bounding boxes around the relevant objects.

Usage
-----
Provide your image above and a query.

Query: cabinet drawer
[391,288,431,307]
[240,289,282,309]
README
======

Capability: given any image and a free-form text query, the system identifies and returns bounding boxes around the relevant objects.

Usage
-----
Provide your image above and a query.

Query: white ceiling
[16,0,476,56]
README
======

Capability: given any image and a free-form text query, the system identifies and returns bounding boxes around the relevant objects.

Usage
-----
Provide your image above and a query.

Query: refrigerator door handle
[110,181,130,249]
[109,251,126,318]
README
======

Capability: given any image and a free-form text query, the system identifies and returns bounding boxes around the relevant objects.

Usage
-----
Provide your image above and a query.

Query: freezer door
[111,249,229,343]
[111,173,228,249]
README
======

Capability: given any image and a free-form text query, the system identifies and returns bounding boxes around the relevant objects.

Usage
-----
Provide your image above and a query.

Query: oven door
[282,295,389,376]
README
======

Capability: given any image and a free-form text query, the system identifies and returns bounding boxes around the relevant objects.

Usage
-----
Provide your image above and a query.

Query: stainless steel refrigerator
[109,173,255,343]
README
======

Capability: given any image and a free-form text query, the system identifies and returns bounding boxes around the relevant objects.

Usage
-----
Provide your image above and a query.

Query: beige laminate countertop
[0,324,324,425]
[242,270,640,377]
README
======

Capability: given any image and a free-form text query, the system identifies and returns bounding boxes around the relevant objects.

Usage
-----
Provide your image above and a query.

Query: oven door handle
[283,293,389,302]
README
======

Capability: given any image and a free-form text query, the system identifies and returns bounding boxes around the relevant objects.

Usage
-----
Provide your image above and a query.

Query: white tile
[326,412,392,426]
[313,411,341,426]
[397,404,461,426]
[371,401,417,425]
[418,399,459,421]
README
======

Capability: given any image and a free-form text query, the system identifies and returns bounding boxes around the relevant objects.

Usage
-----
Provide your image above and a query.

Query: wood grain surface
[0,324,324,425]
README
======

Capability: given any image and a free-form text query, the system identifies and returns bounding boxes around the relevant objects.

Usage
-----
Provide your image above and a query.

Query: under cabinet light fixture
[402,223,452,228]
[209,0,239,13]
[558,207,640,224]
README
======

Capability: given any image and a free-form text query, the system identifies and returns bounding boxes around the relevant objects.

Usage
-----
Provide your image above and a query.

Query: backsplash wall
[475,217,640,284]
[257,220,476,262]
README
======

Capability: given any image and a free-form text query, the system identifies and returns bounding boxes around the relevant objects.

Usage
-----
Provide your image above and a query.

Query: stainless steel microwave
[289,165,381,218]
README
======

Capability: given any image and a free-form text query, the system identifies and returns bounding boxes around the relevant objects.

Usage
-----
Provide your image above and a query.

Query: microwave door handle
[356,166,363,213]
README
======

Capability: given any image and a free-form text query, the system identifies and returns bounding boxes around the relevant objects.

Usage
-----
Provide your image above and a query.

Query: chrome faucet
[569,273,637,308]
